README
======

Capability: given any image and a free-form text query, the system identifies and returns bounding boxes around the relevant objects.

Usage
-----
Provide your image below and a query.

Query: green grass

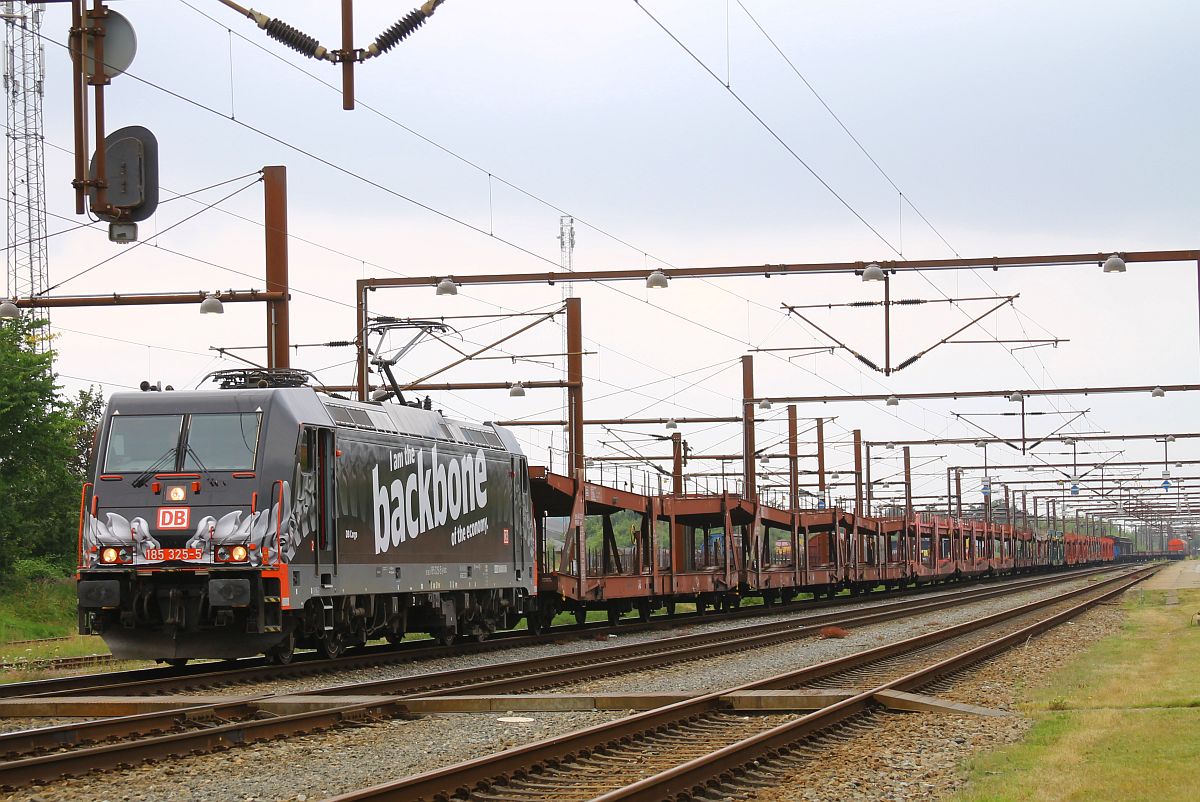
[0,634,109,664]
[952,587,1200,802]
[0,576,79,643]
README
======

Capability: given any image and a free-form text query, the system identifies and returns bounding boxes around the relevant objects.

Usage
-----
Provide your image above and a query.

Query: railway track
[0,565,1114,700]
[0,564,1134,790]
[317,563,1156,801]
[0,653,115,674]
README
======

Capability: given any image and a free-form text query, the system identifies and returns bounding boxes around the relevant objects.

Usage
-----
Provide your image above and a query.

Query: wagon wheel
[636,600,652,622]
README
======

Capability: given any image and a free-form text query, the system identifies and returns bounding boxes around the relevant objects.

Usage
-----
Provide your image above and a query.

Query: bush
[10,557,68,583]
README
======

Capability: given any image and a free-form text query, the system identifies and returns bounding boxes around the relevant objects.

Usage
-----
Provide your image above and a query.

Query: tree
[0,317,87,570]
[64,386,105,478]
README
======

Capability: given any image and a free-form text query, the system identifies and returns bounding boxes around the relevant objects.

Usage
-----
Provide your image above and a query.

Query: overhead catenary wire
[634,1,1089,451]
[171,0,1029,452]
[41,19,1122,480]
[212,0,448,62]
[733,0,961,259]
[177,0,682,276]
[633,0,902,256]
[31,116,743,430]
[39,176,263,295]
[726,2,1086,434]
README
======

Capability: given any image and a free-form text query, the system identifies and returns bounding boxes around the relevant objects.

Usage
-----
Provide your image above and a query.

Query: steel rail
[316,566,1119,701]
[0,568,1118,788]
[322,565,1155,801]
[594,564,1157,801]
[0,698,405,789]
[0,653,113,673]
[1,565,1109,701]
[0,697,267,758]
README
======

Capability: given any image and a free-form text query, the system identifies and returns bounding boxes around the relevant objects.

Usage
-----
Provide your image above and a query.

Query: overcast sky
[10,0,1200,519]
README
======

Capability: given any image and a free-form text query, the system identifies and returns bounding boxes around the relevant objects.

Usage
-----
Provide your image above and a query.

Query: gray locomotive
[77,370,536,664]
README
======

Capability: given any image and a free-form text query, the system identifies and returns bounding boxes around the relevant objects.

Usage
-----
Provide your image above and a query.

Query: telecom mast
[3,1,48,350]
[558,215,575,294]
[558,216,575,470]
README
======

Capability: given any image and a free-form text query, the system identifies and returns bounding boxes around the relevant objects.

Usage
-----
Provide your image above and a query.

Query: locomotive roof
[104,386,524,455]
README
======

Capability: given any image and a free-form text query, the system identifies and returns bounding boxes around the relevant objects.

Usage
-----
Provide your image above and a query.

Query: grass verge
[0,576,78,643]
[952,584,1200,802]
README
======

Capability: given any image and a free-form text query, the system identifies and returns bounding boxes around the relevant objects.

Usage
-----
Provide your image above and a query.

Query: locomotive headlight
[216,546,230,561]
[100,547,119,564]
[118,547,132,563]
[230,545,248,562]
[166,485,187,502]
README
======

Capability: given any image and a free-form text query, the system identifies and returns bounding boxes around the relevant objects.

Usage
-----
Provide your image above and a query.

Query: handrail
[77,482,93,568]
[271,479,284,567]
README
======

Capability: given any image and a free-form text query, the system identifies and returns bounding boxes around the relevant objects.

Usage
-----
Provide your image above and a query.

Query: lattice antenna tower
[558,215,575,467]
[558,215,575,296]
[3,1,48,350]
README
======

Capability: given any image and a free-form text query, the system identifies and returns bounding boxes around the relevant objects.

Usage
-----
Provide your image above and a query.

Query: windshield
[183,413,261,471]
[103,415,184,473]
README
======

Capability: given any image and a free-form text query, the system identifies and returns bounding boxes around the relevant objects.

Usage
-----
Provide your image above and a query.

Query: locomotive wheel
[607,607,621,627]
[574,607,587,626]
[318,632,344,659]
[163,658,189,668]
[266,631,295,665]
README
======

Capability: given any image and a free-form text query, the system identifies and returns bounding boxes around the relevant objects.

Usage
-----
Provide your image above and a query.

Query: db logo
[157,507,191,529]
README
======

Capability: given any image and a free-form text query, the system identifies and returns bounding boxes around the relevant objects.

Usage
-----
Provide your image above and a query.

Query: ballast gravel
[0,718,97,736]
[238,569,1122,698]
[1,710,625,802]
[563,572,1122,696]
[0,570,1129,802]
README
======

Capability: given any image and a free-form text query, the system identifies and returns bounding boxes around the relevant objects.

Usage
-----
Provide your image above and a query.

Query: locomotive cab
[77,386,308,661]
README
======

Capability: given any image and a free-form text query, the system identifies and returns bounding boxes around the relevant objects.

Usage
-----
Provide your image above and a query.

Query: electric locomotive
[77,369,536,664]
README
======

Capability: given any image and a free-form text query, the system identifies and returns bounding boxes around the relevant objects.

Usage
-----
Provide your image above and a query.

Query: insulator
[373,9,429,55]
[847,301,877,307]
[855,353,881,372]
[896,353,922,370]
[264,18,326,59]
[894,298,926,305]
[325,340,355,348]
